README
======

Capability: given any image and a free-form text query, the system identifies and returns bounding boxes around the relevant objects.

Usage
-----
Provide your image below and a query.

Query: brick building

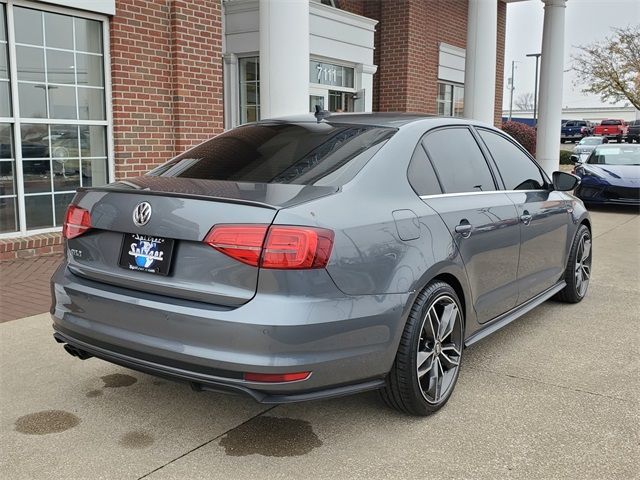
[0,0,519,259]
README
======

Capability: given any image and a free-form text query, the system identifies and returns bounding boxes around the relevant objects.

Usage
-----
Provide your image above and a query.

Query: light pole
[526,53,541,125]
[507,60,521,121]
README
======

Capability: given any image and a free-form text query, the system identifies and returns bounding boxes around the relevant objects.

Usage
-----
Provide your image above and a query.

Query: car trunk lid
[65,177,337,307]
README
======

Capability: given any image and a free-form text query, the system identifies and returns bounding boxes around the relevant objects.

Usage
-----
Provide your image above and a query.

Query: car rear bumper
[50,264,410,402]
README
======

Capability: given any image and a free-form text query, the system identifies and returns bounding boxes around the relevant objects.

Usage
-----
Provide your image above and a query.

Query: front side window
[437,82,464,117]
[478,129,545,190]
[422,127,495,193]
[0,6,109,234]
[239,57,259,124]
[150,122,396,187]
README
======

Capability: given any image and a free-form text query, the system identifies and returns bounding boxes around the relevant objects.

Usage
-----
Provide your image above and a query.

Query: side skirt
[464,281,566,347]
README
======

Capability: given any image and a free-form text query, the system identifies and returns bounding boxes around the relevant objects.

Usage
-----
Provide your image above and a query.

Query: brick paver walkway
[0,255,63,323]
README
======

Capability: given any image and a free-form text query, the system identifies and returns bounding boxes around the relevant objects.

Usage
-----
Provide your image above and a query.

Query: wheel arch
[580,217,592,233]
[408,263,475,332]
[431,272,466,327]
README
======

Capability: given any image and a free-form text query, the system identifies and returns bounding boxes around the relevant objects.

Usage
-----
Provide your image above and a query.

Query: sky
[503,0,640,111]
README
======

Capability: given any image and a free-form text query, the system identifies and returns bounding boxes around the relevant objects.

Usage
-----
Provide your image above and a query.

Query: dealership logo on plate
[128,234,165,269]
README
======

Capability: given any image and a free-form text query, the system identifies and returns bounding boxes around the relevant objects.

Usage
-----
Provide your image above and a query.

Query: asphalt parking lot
[1,207,639,480]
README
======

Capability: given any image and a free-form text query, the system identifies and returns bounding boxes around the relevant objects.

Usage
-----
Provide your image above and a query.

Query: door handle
[455,222,473,238]
[520,211,532,225]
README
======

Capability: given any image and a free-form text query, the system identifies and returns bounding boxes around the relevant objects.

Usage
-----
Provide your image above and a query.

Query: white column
[355,63,377,112]
[223,53,238,129]
[463,0,497,124]
[259,0,309,118]
[536,0,567,177]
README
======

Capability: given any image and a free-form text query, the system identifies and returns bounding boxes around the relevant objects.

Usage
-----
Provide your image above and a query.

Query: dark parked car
[52,114,591,416]
[561,120,592,143]
[626,119,640,143]
[573,144,640,205]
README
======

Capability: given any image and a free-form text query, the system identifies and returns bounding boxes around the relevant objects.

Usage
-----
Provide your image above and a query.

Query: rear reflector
[63,205,92,239]
[204,225,334,269]
[243,371,311,383]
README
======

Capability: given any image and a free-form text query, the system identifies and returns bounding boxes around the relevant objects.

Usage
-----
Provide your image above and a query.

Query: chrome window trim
[419,189,546,200]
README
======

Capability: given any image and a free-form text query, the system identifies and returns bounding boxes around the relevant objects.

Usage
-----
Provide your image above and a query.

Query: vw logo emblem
[133,202,152,227]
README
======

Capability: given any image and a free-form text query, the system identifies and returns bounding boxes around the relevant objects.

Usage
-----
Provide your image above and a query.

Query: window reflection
[4,7,110,233]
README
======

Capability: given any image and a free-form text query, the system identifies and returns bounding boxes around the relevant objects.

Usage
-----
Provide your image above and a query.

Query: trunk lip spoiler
[76,186,276,210]
[75,185,340,210]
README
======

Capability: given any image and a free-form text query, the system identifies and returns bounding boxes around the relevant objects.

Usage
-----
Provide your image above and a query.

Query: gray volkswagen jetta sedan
[51,113,591,416]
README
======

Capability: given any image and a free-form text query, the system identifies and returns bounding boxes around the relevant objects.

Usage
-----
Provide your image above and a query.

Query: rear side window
[407,144,442,196]
[148,123,396,186]
[422,127,496,193]
[478,129,546,190]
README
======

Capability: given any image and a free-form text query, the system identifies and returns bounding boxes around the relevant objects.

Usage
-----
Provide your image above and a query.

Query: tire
[379,281,464,416]
[555,224,592,303]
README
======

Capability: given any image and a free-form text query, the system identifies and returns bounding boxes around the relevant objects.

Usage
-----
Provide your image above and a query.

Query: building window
[437,82,464,117]
[239,57,259,124]
[0,3,110,235]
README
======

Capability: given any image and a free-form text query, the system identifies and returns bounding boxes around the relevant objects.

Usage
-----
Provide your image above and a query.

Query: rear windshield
[600,120,621,126]
[148,122,396,186]
[579,137,603,145]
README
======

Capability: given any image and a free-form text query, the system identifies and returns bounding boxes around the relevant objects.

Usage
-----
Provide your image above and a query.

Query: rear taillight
[63,205,91,239]
[204,224,268,266]
[204,224,334,269]
[262,226,334,269]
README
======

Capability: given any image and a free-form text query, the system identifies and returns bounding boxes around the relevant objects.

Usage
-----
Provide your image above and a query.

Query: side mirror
[570,154,580,164]
[552,171,580,191]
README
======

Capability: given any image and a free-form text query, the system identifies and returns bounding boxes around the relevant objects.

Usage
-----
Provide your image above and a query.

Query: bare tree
[514,92,535,111]
[571,25,640,110]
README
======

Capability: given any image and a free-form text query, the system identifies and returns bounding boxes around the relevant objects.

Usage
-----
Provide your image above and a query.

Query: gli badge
[133,202,152,227]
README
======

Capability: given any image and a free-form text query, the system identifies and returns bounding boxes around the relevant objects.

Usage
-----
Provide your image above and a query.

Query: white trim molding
[438,42,466,84]
[31,0,114,16]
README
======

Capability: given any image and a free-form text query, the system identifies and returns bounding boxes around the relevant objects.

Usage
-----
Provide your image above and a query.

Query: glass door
[328,90,354,113]
[309,87,327,112]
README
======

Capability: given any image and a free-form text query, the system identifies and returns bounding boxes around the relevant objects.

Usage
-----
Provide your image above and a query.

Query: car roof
[259,112,491,129]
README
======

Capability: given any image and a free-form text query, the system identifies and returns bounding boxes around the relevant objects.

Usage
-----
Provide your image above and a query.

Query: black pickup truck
[627,119,640,143]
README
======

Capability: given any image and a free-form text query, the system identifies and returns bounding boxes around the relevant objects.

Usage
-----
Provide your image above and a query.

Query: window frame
[238,54,260,125]
[420,125,500,195]
[0,0,113,238]
[473,125,551,191]
[436,81,464,118]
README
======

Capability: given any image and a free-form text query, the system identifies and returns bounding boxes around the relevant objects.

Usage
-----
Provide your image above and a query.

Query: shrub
[501,121,536,156]
[559,150,574,165]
